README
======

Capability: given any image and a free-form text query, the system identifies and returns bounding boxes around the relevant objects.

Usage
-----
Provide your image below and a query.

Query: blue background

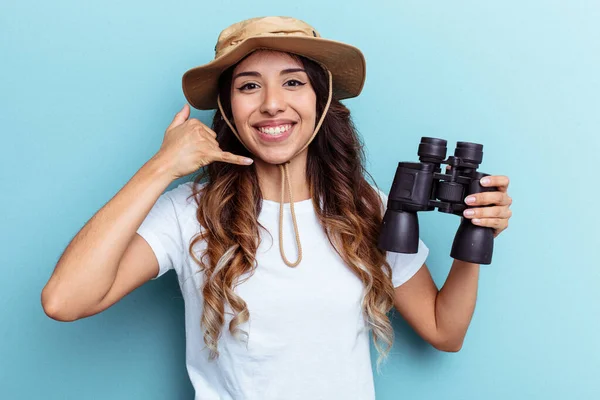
[1,0,598,399]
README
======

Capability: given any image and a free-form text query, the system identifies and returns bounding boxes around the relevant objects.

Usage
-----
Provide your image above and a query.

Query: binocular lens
[418,137,447,161]
[455,142,483,165]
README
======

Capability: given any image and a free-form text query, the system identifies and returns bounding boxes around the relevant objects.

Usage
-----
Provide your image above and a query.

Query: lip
[253,123,296,142]
[253,119,297,128]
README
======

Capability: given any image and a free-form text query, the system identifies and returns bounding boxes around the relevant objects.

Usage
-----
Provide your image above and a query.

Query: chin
[256,154,293,165]
[252,148,297,165]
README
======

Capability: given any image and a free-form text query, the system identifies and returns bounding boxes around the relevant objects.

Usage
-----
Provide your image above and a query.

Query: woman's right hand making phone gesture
[155,104,254,180]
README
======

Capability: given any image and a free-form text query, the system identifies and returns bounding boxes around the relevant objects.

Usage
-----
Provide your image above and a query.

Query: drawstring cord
[278,161,302,267]
[217,69,333,267]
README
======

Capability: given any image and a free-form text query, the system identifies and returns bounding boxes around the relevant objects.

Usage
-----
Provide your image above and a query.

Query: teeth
[257,124,293,135]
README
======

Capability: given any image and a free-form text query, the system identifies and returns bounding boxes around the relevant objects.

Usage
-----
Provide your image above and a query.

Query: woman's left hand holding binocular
[462,173,512,238]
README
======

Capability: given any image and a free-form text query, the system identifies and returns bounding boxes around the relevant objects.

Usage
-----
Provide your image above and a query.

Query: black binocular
[378,137,498,265]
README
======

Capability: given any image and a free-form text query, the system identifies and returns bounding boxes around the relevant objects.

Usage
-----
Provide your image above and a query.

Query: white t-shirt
[136,181,429,400]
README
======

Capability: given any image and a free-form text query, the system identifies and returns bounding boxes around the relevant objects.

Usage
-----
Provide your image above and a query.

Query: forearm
[434,259,480,350]
[42,155,174,317]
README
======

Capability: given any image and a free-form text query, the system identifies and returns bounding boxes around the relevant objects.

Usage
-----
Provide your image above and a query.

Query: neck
[255,149,310,203]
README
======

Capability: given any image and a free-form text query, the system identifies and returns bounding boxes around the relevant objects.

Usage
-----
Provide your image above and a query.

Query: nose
[259,84,286,116]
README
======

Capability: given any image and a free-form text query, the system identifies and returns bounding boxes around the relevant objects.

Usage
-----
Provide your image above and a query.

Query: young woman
[41,16,513,400]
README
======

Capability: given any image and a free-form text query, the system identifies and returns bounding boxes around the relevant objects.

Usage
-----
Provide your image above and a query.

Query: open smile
[253,123,297,142]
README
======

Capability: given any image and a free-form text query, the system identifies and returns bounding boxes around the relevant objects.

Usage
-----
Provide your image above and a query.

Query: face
[230,50,317,165]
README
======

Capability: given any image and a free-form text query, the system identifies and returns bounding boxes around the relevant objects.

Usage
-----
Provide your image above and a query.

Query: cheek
[294,93,318,122]
[230,97,254,124]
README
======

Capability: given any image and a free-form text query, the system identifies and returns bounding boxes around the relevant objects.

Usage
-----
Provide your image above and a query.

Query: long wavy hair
[187,50,396,371]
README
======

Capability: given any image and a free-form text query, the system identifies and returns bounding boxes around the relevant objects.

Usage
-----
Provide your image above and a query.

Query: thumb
[168,104,190,129]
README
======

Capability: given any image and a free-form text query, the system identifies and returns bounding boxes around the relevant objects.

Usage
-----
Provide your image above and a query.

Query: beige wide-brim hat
[182,16,367,110]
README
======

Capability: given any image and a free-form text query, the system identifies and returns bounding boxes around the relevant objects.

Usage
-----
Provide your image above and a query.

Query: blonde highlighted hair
[187,51,396,372]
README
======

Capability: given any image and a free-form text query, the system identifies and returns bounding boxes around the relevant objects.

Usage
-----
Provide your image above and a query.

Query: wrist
[145,153,177,184]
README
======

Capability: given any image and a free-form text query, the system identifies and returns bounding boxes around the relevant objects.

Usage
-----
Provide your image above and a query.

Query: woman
[41,16,513,400]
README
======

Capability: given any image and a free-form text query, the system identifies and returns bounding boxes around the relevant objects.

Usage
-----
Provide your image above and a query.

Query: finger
[465,192,512,206]
[493,227,506,239]
[208,136,220,149]
[212,150,254,166]
[202,125,218,139]
[202,137,220,152]
[167,104,190,130]
[187,119,218,145]
[470,218,508,230]
[194,121,218,140]
[480,175,510,192]
[199,129,219,148]
[463,206,512,220]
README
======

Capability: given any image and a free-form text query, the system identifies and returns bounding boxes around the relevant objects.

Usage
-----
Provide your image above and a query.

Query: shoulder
[369,184,387,201]
[367,182,388,215]
[164,181,197,203]
[164,181,206,216]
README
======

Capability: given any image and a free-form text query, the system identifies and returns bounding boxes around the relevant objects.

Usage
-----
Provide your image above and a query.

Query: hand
[447,166,513,238]
[156,104,254,180]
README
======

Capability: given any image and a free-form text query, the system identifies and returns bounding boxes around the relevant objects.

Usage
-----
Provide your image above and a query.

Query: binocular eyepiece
[378,137,498,265]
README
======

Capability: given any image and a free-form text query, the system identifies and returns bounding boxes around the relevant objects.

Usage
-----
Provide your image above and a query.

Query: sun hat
[182,16,366,110]
[181,16,367,268]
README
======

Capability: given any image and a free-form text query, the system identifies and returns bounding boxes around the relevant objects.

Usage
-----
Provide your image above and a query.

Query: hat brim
[182,35,366,110]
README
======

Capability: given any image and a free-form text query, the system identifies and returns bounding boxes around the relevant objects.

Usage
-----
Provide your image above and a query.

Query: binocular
[378,137,498,265]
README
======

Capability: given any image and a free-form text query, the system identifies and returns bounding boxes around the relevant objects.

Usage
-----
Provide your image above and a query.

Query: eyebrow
[232,68,306,81]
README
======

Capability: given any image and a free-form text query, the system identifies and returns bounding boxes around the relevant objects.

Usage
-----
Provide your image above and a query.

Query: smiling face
[229,50,318,165]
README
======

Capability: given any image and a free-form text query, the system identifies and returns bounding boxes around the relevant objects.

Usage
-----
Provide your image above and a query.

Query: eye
[238,82,259,91]
[285,79,306,87]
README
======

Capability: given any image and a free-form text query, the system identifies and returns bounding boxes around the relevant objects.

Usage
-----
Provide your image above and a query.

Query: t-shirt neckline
[260,197,315,213]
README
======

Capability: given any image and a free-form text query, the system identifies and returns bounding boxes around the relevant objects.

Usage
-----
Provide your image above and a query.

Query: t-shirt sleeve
[136,184,186,280]
[374,185,430,287]
[386,239,429,287]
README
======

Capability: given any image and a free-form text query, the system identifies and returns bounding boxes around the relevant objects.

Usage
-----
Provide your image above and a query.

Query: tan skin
[229,50,316,202]
[41,50,512,353]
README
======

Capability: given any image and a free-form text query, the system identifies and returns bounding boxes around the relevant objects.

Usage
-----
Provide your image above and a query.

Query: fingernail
[243,158,254,164]
[465,196,476,204]
[472,219,481,224]
[464,210,475,216]
[481,177,491,185]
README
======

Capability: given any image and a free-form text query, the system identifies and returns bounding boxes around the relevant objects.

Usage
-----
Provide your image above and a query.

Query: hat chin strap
[216,69,333,267]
